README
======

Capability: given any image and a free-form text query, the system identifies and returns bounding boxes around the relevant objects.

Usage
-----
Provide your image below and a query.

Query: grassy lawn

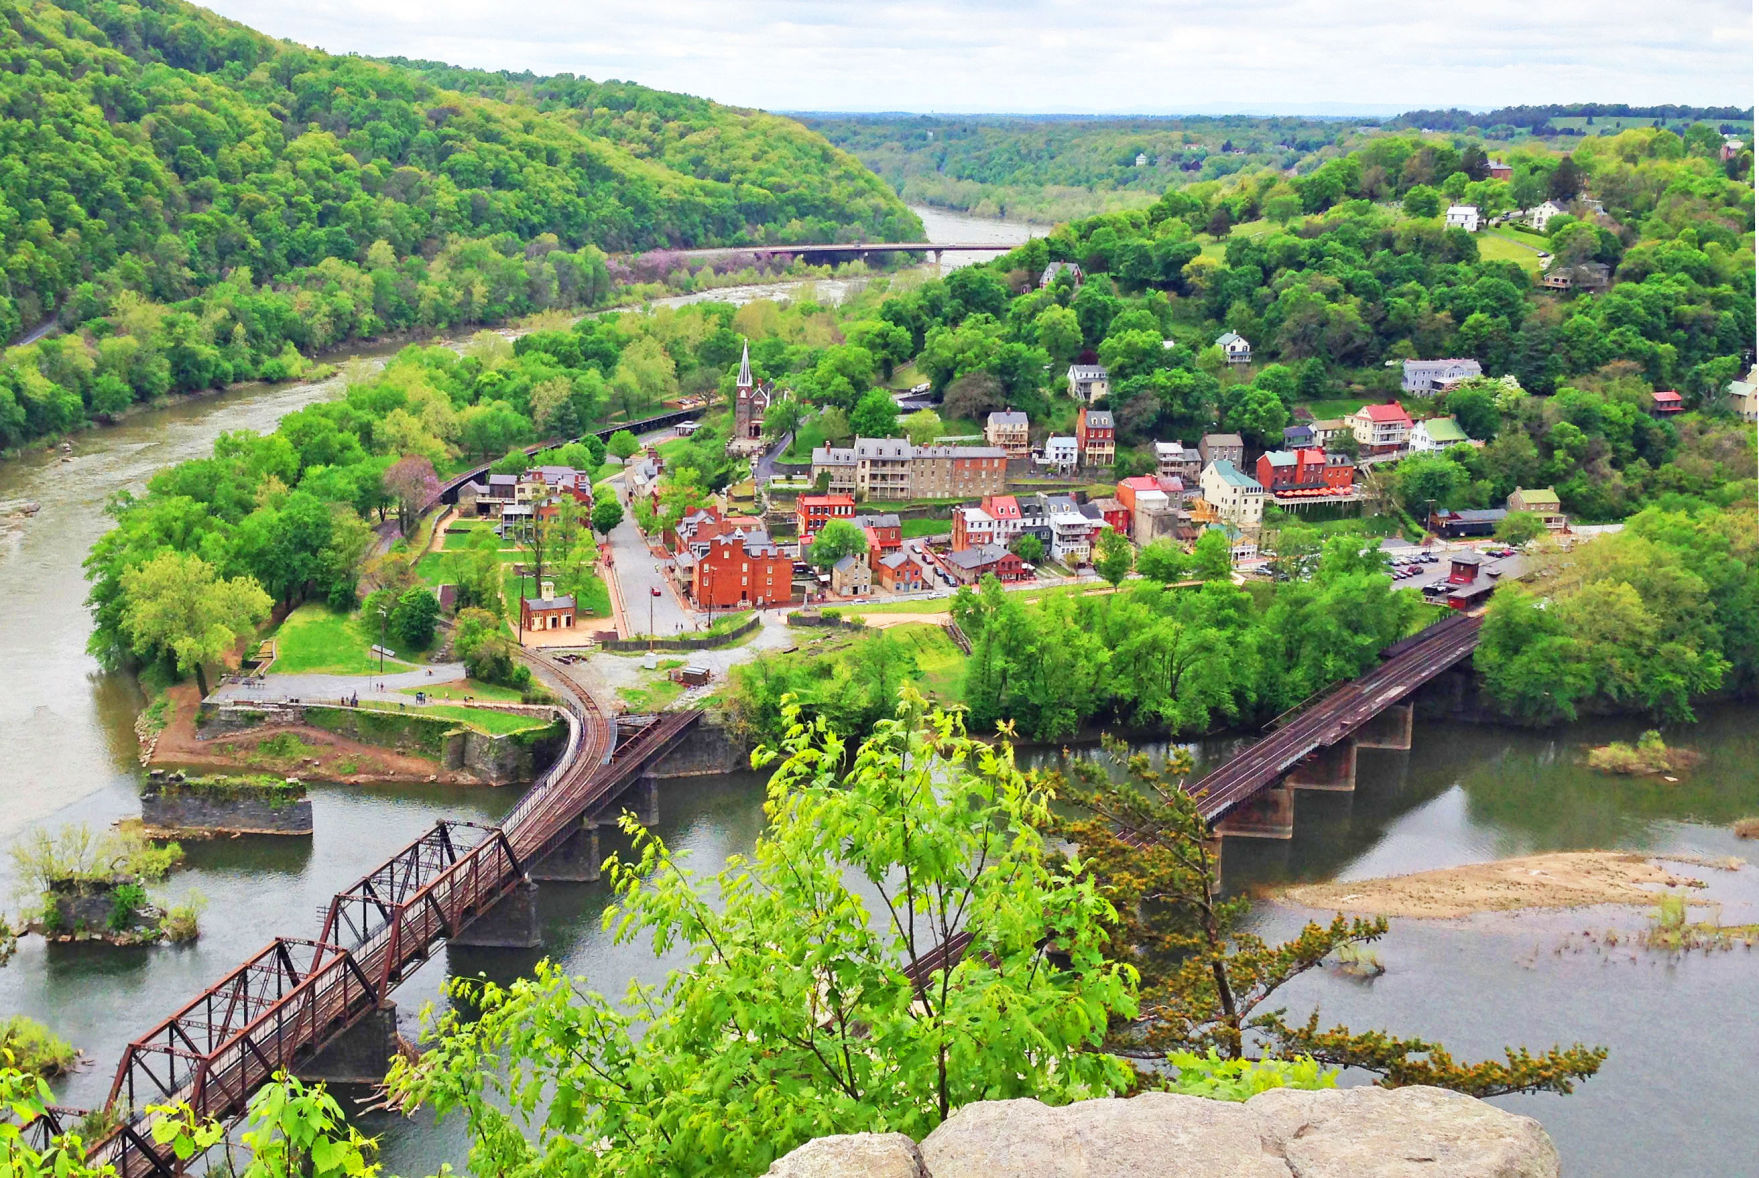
[363,702,553,735]
[901,518,950,539]
[272,605,417,675]
[1478,233,1545,275]
[617,679,685,712]
[783,419,834,463]
[886,361,925,390]
[1496,225,1551,250]
[397,680,526,702]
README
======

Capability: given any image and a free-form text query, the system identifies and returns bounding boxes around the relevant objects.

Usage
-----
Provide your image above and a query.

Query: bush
[0,1016,78,1079]
[1164,1050,1338,1101]
[108,882,149,933]
[161,898,204,943]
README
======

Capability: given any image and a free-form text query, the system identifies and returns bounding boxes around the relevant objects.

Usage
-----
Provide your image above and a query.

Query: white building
[1402,357,1482,396]
[1200,460,1266,529]
[1066,364,1110,403]
[1444,205,1480,233]
[1044,497,1097,564]
[1526,200,1567,232]
[1408,416,1471,453]
[1216,331,1252,366]
[1728,364,1759,424]
[1043,435,1079,473]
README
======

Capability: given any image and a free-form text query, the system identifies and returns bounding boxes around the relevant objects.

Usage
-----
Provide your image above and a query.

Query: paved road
[209,663,468,705]
[605,477,694,638]
[753,432,792,488]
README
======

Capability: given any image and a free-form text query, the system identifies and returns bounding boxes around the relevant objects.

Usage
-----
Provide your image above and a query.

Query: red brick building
[1089,496,1129,535]
[1255,448,1354,499]
[852,512,902,569]
[689,532,795,610]
[943,545,1032,585]
[1075,408,1115,467]
[876,551,931,593]
[796,494,856,545]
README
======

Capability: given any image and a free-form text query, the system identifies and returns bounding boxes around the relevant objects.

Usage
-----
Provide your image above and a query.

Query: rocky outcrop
[763,1086,1559,1178]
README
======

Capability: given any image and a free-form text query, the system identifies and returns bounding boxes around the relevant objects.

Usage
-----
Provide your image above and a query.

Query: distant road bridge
[659,241,1019,266]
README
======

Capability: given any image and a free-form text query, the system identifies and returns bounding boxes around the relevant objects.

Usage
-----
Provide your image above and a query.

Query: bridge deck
[1191,613,1482,822]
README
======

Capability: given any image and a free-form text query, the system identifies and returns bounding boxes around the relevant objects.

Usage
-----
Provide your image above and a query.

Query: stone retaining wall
[141,787,313,835]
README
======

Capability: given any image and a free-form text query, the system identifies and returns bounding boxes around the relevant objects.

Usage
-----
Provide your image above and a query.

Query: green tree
[1135,538,1188,584]
[390,586,440,650]
[1034,305,1084,362]
[606,429,641,460]
[1050,743,1607,1095]
[807,518,868,570]
[1394,453,1467,514]
[1093,528,1135,590]
[902,408,944,445]
[1191,529,1234,581]
[1494,511,1545,548]
[850,387,900,438]
[385,695,1136,1175]
[1010,533,1045,564]
[591,497,625,538]
[119,551,271,696]
[1401,185,1441,218]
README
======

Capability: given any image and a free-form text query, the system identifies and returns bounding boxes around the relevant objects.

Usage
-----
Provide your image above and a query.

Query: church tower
[734,340,768,440]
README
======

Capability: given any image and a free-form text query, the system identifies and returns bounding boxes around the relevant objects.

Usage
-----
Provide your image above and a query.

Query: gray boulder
[765,1132,927,1178]
[917,1086,1559,1178]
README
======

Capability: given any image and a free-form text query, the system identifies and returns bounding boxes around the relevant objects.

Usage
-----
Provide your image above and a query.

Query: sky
[200,0,1755,114]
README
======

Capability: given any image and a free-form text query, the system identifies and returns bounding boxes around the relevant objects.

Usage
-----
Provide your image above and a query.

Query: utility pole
[378,602,388,686]
[649,587,661,651]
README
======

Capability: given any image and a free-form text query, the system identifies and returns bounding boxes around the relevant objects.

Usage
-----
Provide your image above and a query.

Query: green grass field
[272,605,416,675]
[617,679,685,712]
[889,623,965,700]
[1477,232,1545,275]
[397,680,526,702]
[1295,397,1369,422]
[363,701,552,735]
[901,518,951,539]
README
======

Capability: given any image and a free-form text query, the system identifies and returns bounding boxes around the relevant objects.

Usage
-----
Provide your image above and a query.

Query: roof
[988,410,1028,426]
[946,544,1016,570]
[523,595,576,611]
[1310,418,1347,431]
[1089,497,1125,513]
[800,494,855,507]
[811,446,856,466]
[851,513,901,529]
[1119,475,1160,492]
[1203,433,1245,447]
[1357,403,1414,425]
[880,551,923,571]
[1045,435,1077,449]
[854,437,913,459]
[1068,365,1108,379]
[1439,508,1507,523]
[1651,390,1683,404]
[1216,331,1249,348]
[1154,440,1198,456]
[1284,423,1314,438]
[984,495,1021,518]
[1446,204,1479,215]
[1206,459,1262,490]
[1512,486,1561,508]
[832,554,866,574]
[1083,409,1114,428]
[1419,417,1469,442]
[1261,450,1298,468]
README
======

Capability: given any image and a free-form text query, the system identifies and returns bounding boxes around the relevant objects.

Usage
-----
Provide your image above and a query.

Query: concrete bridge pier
[637,776,660,827]
[530,820,602,883]
[296,1000,401,1086]
[1213,783,1295,840]
[1285,740,1358,792]
[452,880,542,949]
[1356,701,1414,750]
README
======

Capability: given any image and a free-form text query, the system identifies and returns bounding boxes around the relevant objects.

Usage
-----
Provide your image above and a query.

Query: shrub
[108,882,149,933]
[0,1016,78,1079]
[161,898,204,943]
[1164,1050,1339,1102]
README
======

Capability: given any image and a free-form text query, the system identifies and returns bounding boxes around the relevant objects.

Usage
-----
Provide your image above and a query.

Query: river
[0,206,1753,1175]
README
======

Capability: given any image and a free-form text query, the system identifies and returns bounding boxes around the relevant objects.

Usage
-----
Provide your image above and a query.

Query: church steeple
[737,340,752,389]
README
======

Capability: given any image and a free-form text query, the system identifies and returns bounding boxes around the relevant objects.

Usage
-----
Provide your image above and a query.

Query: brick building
[689,531,794,610]
[1076,408,1115,468]
[796,494,856,545]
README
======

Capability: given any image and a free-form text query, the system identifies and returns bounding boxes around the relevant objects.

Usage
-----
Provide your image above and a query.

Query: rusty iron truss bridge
[77,651,701,1175]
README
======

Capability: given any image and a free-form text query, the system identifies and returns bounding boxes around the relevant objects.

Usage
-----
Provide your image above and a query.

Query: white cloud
[201,0,1754,112]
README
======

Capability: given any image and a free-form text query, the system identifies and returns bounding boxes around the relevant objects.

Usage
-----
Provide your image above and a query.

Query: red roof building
[1649,390,1684,416]
[796,494,856,545]
[1255,447,1354,498]
[1348,402,1414,453]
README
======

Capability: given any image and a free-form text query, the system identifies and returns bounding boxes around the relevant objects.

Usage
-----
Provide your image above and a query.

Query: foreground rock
[764,1086,1558,1177]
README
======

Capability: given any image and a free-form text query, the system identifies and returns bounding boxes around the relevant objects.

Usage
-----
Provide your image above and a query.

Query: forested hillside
[802,114,1357,222]
[0,0,917,451]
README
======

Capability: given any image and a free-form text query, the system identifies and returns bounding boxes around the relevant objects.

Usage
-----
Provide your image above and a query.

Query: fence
[599,614,761,653]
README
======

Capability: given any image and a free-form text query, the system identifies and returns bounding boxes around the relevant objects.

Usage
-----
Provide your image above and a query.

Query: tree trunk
[193,662,209,698]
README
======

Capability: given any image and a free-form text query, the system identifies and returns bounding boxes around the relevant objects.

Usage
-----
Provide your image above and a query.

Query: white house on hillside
[1216,331,1252,366]
[1526,200,1567,232]
[1066,364,1110,403]
[1444,205,1480,233]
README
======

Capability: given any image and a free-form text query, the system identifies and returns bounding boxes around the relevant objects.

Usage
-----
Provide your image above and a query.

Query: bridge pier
[1286,740,1358,792]
[452,879,542,949]
[1356,700,1414,750]
[637,776,660,826]
[296,1000,401,1086]
[530,820,602,883]
[1214,783,1295,840]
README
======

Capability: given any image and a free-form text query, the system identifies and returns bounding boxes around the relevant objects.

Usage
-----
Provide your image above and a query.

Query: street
[604,473,695,638]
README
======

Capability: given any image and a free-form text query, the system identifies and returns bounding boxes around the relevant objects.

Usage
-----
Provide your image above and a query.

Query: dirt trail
[1278,851,1714,919]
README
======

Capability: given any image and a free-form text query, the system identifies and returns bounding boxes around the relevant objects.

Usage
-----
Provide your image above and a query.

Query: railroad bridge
[659,241,1015,267]
[87,659,703,1176]
[1197,612,1484,840]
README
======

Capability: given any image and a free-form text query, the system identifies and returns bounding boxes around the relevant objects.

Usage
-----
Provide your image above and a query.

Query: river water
[0,207,1753,1175]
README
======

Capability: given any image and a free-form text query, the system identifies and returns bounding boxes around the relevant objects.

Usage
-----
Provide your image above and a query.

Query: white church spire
[737,340,752,388]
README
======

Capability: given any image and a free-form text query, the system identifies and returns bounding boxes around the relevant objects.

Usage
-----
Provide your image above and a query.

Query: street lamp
[649,586,661,652]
